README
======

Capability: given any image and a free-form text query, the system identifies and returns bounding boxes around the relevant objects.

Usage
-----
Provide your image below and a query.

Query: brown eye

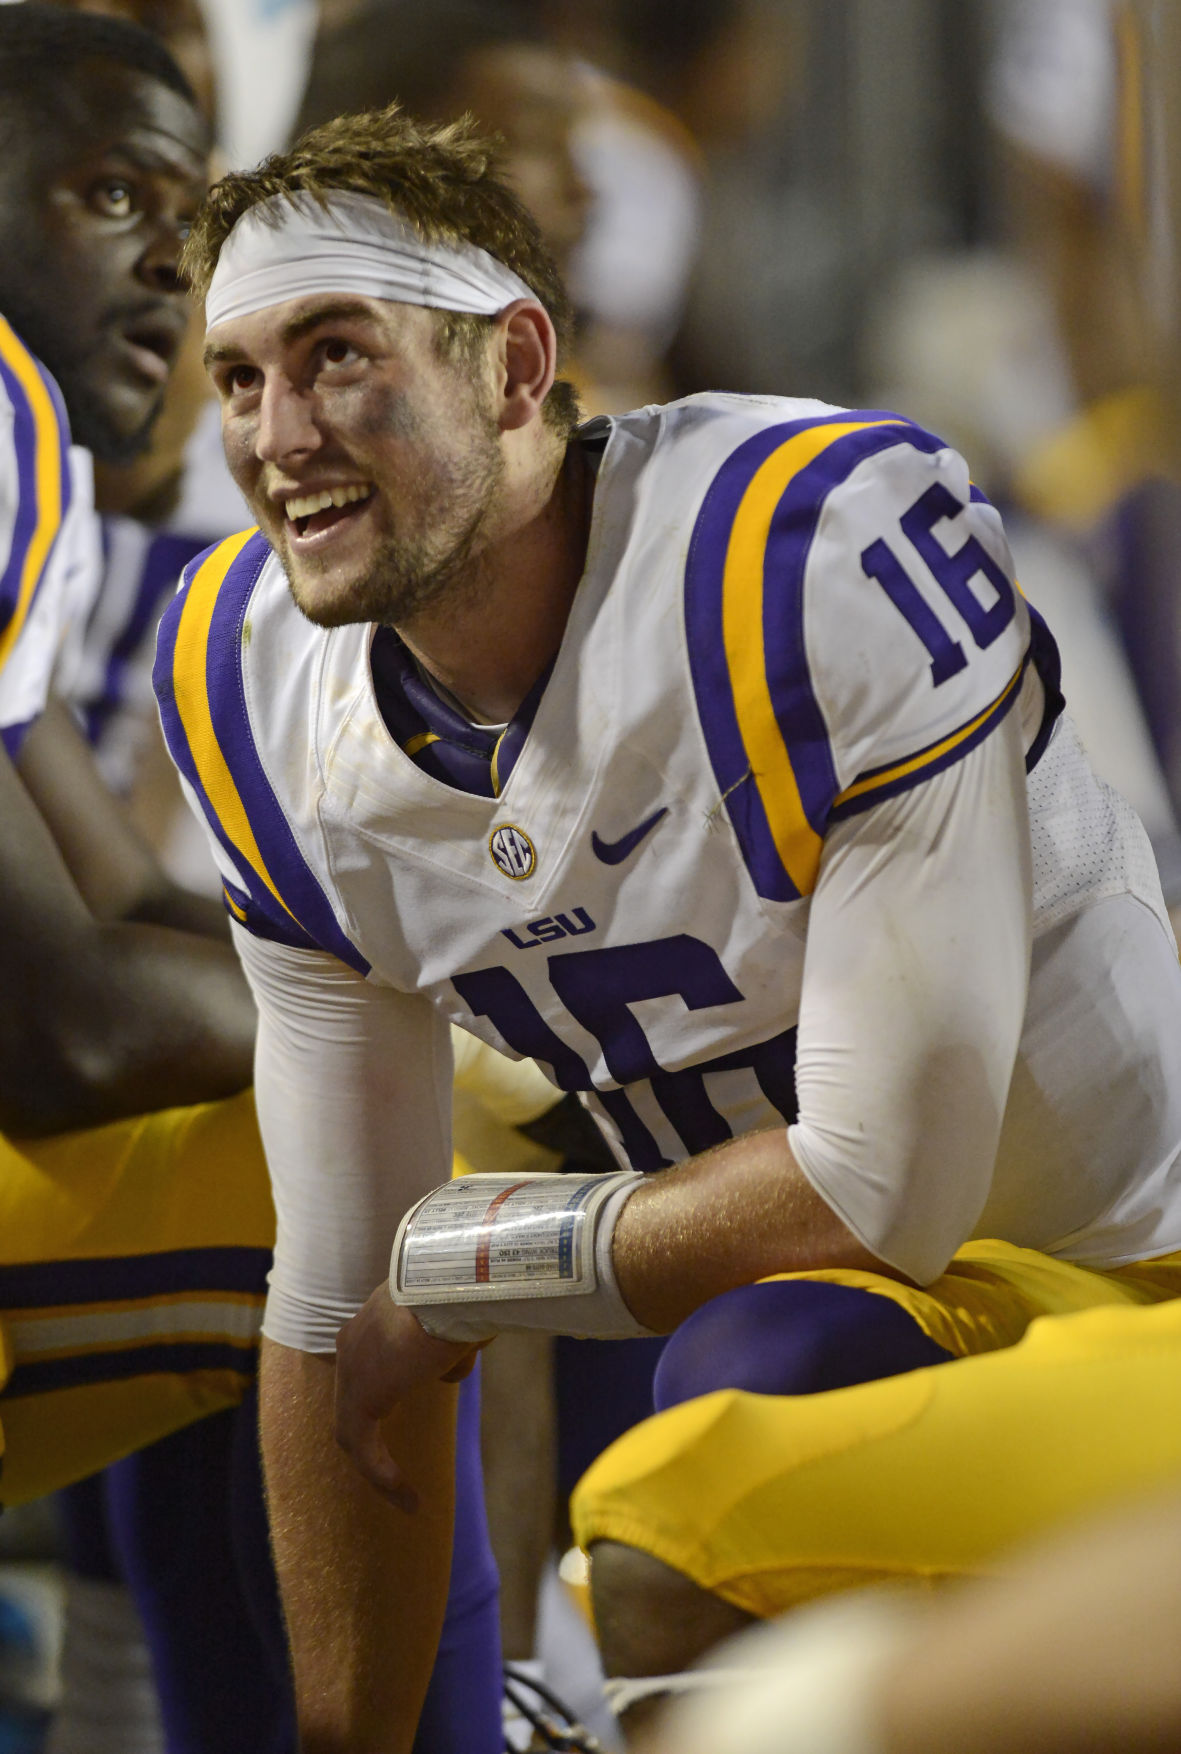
[228,364,258,393]
[322,338,356,365]
[90,178,134,219]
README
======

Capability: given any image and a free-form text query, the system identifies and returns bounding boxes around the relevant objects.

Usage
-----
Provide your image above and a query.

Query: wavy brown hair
[183,103,579,435]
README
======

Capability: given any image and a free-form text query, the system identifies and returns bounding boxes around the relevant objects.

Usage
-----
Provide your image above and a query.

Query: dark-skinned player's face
[0,57,207,462]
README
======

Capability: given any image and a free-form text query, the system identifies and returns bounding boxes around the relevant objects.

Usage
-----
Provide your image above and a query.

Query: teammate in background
[161,104,1181,1751]
[0,12,288,1749]
[0,15,501,1754]
[0,15,254,1272]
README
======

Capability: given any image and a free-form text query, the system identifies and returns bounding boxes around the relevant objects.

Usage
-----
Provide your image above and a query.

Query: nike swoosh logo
[591,807,668,865]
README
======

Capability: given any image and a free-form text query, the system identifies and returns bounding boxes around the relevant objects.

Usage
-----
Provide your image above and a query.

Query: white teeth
[284,483,372,521]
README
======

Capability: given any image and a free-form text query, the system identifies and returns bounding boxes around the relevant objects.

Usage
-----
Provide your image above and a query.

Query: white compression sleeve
[788,718,1033,1285]
[234,928,455,1353]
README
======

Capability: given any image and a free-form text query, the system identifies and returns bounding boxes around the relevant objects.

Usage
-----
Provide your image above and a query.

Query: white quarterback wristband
[389,1170,654,1343]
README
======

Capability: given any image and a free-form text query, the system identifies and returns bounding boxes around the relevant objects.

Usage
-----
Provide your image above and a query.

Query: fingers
[333,1371,420,1512]
[333,1288,475,1507]
[348,1419,419,1513]
[440,1342,485,1383]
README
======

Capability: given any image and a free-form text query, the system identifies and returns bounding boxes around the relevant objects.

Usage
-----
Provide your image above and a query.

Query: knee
[589,1539,753,1684]
[654,1279,953,1409]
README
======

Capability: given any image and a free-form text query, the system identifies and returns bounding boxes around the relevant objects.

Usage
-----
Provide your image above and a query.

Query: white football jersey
[156,396,1181,1284]
[0,313,101,755]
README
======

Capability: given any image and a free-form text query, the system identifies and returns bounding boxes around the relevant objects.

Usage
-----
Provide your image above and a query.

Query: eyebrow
[101,135,206,183]
[203,299,383,369]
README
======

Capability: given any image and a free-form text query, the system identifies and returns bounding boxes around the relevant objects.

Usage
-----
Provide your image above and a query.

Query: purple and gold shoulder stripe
[153,530,369,972]
[0,315,72,679]
[684,411,948,902]
[827,656,1029,822]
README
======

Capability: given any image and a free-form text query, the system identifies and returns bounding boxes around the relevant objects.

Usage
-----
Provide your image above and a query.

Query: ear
[495,299,558,431]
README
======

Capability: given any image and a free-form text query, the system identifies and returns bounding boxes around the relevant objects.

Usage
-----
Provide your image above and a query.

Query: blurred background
[32,0,1181,913]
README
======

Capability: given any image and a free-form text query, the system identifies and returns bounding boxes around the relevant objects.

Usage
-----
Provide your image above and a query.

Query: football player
[161,103,1181,1750]
[0,0,264,1512]
[0,14,503,1754]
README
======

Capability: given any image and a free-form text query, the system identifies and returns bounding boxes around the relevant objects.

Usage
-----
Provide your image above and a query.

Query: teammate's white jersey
[0,313,100,756]
[155,396,1181,1329]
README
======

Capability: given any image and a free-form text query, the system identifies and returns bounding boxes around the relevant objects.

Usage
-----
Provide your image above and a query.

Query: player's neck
[395,434,592,724]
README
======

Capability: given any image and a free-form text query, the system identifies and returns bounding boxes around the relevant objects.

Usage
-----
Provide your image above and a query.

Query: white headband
[205,190,536,331]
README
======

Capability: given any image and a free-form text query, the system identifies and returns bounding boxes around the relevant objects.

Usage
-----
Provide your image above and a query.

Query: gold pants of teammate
[570,1242,1181,1616]
[0,1089,274,1506]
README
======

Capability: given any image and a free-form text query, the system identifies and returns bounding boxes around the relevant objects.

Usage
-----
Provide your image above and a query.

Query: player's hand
[334,1287,477,1511]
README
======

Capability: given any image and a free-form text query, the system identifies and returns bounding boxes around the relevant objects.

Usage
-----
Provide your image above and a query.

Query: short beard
[285,405,507,632]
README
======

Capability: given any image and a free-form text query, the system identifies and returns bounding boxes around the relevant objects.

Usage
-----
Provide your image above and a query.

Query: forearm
[613,1128,903,1334]
[17,699,184,923]
[122,876,233,941]
[260,1338,457,1754]
[4,920,255,1136]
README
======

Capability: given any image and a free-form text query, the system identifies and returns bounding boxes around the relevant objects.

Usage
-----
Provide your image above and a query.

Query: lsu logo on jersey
[489,823,536,880]
[501,908,596,949]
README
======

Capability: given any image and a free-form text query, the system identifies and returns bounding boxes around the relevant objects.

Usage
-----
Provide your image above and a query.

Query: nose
[135,216,186,296]
[254,377,322,465]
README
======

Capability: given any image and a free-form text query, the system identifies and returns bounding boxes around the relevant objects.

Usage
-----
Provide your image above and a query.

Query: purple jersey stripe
[203,540,371,973]
[686,411,932,900]
[827,662,1026,821]
[0,347,40,642]
[218,871,323,955]
[1022,599,1065,768]
[154,537,370,971]
[686,416,845,902]
[0,1246,271,1309]
[955,479,1064,768]
[0,331,71,660]
[370,624,499,796]
[1,717,33,761]
[85,526,210,745]
[760,421,949,838]
[153,540,322,956]
[4,1340,256,1400]
[369,625,553,798]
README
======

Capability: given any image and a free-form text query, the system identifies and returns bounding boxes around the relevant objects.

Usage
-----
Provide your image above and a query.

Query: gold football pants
[571,1242,1181,1616]
[0,1089,273,1505]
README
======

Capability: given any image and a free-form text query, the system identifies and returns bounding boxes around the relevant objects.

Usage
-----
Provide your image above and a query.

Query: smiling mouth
[285,483,374,539]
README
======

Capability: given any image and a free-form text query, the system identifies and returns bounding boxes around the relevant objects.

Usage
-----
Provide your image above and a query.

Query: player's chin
[69,379,163,466]
[285,564,378,630]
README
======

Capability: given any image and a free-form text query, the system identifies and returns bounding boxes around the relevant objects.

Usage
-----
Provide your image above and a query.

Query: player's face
[0,60,207,463]
[207,293,506,629]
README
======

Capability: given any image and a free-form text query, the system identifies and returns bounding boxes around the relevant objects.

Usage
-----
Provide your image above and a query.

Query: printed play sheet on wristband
[397,1175,609,1295]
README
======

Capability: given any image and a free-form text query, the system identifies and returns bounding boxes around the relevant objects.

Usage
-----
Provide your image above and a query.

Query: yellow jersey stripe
[172,531,302,927]
[834,660,1026,807]
[722,417,900,894]
[0,320,64,674]
[222,885,248,922]
[490,730,507,797]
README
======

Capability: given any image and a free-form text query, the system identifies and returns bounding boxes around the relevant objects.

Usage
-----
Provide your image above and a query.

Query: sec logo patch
[489,824,536,880]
